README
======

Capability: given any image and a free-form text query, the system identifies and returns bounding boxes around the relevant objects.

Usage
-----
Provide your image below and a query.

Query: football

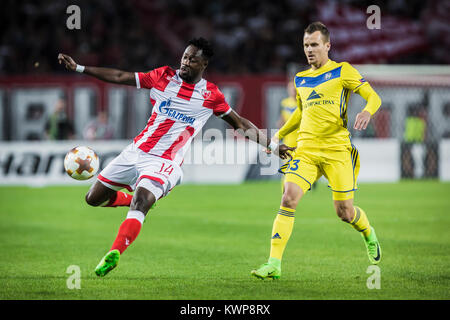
[64,146,99,180]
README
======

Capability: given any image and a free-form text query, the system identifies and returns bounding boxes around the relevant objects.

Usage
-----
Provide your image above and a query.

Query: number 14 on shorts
[159,163,174,175]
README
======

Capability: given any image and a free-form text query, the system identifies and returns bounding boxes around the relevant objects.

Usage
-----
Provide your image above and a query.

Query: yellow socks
[269,206,295,261]
[350,206,371,238]
[268,205,371,264]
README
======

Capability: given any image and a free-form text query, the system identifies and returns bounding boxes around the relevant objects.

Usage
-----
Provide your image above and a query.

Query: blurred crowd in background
[1,0,448,75]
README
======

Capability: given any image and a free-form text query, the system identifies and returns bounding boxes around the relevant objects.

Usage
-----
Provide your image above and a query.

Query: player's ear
[202,58,208,70]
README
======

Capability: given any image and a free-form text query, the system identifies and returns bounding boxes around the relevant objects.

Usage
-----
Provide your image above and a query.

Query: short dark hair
[188,37,214,61]
[304,21,330,42]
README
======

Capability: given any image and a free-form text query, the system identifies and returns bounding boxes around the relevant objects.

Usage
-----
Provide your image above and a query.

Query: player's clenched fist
[58,53,77,71]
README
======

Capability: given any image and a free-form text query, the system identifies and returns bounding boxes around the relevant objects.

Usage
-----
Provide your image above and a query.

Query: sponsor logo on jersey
[304,90,335,109]
[306,90,324,101]
[159,99,196,125]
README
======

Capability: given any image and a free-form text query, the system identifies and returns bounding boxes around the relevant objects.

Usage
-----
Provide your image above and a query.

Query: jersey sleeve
[203,84,232,117]
[135,66,169,89]
[341,62,369,93]
[358,82,382,115]
[214,92,232,117]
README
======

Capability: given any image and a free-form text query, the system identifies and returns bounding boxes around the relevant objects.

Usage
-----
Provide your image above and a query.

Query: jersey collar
[310,59,332,73]
[175,69,205,87]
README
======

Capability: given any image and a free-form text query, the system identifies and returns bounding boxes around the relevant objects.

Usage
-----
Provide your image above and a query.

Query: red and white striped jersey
[133,66,231,165]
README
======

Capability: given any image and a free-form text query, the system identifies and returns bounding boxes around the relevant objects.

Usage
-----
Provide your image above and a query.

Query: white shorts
[97,143,183,200]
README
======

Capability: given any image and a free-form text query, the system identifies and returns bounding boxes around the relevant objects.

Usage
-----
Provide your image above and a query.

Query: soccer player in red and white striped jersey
[58,38,294,277]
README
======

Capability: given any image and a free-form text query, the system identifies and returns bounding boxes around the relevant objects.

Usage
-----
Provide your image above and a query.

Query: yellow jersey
[280,96,298,148]
[276,59,378,149]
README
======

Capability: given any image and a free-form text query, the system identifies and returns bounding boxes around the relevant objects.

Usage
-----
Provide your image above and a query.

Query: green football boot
[251,258,281,280]
[363,227,381,264]
[95,249,120,277]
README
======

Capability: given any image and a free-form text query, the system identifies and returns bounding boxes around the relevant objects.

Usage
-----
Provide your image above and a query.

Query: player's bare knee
[281,191,299,209]
[131,188,156,214]
[281,182,304,209]
[85,191,99,207]
[335,203,353,223]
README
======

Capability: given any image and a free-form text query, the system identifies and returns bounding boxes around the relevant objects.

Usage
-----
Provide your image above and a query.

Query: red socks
[103,191,132,208]
[110,211,145,254]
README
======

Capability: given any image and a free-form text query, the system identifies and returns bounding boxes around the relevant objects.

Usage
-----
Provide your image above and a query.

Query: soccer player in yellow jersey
[252,22,382,280]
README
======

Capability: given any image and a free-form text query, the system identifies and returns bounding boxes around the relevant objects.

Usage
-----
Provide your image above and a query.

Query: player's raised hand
[58,53,77,71]
[354,110,371,131]
[276,144,296,160]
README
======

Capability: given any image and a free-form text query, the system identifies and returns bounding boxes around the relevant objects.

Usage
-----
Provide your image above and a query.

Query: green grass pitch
[0,180,449,300]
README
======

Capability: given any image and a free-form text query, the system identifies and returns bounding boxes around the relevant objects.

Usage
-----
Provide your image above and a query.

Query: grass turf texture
[0,180,449,300]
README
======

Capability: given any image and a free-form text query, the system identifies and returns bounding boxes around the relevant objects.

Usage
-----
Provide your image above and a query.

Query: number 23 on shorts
[287,159,300,171]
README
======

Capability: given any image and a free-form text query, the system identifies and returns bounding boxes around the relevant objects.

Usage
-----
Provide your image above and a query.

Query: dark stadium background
[1,0,447,76]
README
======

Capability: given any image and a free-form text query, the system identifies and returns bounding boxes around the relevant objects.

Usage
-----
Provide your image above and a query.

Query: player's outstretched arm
[353,84,382,131]
[222,110,295,160]
[57,53,136,86]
